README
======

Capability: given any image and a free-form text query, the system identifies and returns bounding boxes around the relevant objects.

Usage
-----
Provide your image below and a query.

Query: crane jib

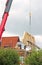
[2,0,13,19]
[5,0,13,13]
[0,0,13,42]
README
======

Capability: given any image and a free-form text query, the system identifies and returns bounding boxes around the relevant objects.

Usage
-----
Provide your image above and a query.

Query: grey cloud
[4,0,42,36]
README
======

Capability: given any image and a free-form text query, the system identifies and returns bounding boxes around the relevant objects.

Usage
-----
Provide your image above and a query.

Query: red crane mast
[0,0,13,44]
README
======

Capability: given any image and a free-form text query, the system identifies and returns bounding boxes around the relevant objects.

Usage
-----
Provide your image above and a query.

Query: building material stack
[22,32,40,50]
[22,32,35,46]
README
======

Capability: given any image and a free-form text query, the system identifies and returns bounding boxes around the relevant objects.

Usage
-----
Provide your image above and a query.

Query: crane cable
[29,0,32,33]
[29,0,31,25]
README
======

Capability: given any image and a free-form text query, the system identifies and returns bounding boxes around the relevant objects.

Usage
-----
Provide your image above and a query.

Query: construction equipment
[0,0,13,44]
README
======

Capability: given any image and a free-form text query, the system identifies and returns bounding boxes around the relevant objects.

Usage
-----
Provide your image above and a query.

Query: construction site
[0,0,41,65]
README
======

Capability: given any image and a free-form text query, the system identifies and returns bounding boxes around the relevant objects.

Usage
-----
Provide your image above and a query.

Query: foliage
[24,49,42,65]
[0,48,20,65]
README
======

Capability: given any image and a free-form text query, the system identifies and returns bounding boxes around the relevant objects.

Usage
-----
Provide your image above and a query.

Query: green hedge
[0,48,20,65]
[25,49,42,65]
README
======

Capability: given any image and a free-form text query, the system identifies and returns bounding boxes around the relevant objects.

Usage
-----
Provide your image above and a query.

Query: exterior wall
[1,36,20,48]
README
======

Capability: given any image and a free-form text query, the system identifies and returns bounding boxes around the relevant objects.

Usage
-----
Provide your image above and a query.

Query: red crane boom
[0,0,13,44]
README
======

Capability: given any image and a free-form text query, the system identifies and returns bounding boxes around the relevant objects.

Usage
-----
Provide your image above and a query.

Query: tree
[25,49,42,65]
[0,48,20,65]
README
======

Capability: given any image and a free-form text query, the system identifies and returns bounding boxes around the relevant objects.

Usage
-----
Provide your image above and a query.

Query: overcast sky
[0,0,42,48]
[0,0,42,36]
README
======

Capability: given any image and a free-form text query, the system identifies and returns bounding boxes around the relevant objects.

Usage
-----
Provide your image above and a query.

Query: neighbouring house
[1,36,20,48]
